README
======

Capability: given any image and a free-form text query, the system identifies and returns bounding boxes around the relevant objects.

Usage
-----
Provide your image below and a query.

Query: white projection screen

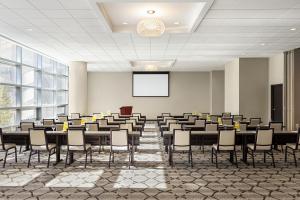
[132,72,169,97]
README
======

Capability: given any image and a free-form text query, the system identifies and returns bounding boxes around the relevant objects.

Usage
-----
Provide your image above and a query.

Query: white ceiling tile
[58,0,91,9]
[68,9,97,19]
[0,0,34,9]
[43,10,72,18]
[27,0,64,9]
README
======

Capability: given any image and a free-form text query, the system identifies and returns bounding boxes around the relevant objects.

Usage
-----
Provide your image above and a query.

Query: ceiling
[0,0,300,71]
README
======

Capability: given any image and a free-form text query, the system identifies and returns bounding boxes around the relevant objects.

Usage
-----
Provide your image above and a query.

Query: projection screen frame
[132,71,170,97]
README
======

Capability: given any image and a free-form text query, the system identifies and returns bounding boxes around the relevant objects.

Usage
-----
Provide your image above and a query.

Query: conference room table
[163,130,298,164]
[2,130,140,165]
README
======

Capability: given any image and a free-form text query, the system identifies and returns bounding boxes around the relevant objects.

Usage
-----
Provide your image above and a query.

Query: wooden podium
[120,106,133,116]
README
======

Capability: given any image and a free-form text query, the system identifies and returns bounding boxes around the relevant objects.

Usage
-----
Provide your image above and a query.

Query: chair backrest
[112,113,119,119]
[126,119,136,126]
[0,128,4,150]
[132,113,141,119]
[218,130,235,148]
[173,129,190,147]
[255,129,273,149]
[71,119,81,126]
[206,123,218,131]
[195,119,206,127]
[111,129,128,146]
[269,122,283,132]
[250,118,261,126]
[210,115,219,123]
[130,116,139,122]
[29,128,47,147]
[58,115,68,122]
[162,113,171,117]
[188,115,197,122]
[201,113,210,119]
[70,113,80,119]
[93,113,102,119]
[163,116,173,123]
[97,119,108,126]
[222,118,233,126]
[183,113,192,119]
[43,119,54,126]
[296,129,300,149]
[233,115,243,122]
[239,123,248,131]
[169,123,181,132]
[85,123,99,131]
[67,128,85,147]
[120,123,133,133]
[20,122,34,131]
[55,123,64,131]
[166,119,177,126]
[222,112,231,118]
[105,116,114,123]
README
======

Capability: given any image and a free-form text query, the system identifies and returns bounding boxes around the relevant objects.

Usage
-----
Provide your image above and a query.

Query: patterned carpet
[0,122,300,200]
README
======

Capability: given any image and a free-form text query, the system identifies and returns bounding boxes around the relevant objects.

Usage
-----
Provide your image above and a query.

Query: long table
[2,130,140,165]
[163,130,297,164]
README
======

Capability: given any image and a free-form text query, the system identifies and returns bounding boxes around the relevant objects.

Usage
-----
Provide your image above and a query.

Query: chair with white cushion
[109,129,131,168]
[195,119,206,128]
[70,113,80,119]
[28,128,56,168]
[85,122,99,131]
[206,123,218,131]
[210,115,219,123]
[162,113,171,117]
[20,122,34,153]
[65,128,92,168]
[285,128,300,166]
[43,119,55,126]
[249,118,262,126]
[222,112,231,118]
[233,115,243,122]
[211,130,238,168]
[247,129,275,168]
[170,129,193,168]
[0,128,17,168]
[58,115,68,123]
[222,118,233,126]
[55,123,64,131]
[71,119,81,126]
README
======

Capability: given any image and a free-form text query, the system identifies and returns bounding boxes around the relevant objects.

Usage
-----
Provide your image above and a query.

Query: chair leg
[234,150,238,168]
[108,151,111,168]
[270,151,275,168]
[215,151,218,168]
[263,152,266,163]
[251,151,255,168]
[65,150,69,168]
[27,150,32,168]
[85,151,88,168]
[19,145,22,154]
[190,151,193,168]
[293,150,297,167]
[211,148,214,163]
[47,150,51,168]
[14,147,17,163]
[128,151,131,169]
[3,151,8,168]
[90,149,92,163]
[37,151,40,163]
[112,152,115,163]
[285,146,288,162]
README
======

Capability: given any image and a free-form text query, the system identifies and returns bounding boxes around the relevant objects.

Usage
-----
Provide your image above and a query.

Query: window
[0,85,16,108]
[22,87,37,106]
[0,110,16,127]
[0,36,69,128]
[0,63,17,84]
[22,109,36,120]
[42,90,54,106]
[22,66,36,86]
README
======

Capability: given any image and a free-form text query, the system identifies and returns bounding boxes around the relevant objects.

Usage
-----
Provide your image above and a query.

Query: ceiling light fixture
[260,43,265,46]
[25,28,33,31]
[122,22,128,25]
[147,10,155,14]
[137,10,165,37]
[290,27,296,31]
[174,22,180,25]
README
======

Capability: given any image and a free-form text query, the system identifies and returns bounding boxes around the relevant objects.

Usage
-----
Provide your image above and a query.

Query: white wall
[87,72,212,118]
[224,59,239,114]
[210,71,225,114]
[268,53,284,120]
[69,61,88,114]
[239,58,269,123]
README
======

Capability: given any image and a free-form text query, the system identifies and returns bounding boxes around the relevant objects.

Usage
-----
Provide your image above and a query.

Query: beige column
[69,61,88,115]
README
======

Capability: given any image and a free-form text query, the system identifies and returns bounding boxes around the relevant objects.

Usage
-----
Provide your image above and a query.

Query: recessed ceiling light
[147,10,155,14]
[122,22,128,25]
[260,43,265,46]
[290,27,296,31]
[174,22,180,25]
[25,28,33,31]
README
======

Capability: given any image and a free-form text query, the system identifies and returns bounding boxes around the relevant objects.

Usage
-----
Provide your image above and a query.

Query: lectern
[120,106,133,116]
